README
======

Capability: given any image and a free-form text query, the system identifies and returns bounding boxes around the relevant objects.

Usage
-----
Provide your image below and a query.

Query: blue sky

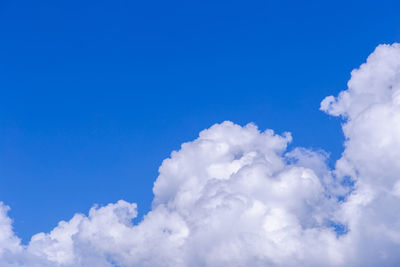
[1,0,400,243]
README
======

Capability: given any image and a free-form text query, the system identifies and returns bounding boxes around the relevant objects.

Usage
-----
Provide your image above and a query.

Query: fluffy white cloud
[321,43,400,266]
[1,124,344,267]
[2,43,400,266]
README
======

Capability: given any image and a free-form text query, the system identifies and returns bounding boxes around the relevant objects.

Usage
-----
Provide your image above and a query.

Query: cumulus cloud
[2,43,400,266]
[321,43,400,266]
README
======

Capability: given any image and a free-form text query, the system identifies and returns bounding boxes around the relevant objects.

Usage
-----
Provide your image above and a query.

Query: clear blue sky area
[1,0,399,242]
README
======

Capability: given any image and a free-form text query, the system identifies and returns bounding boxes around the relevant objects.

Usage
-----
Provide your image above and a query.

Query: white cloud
[0,203,21,255]
[2,43,400,266]
[321,43,400,266]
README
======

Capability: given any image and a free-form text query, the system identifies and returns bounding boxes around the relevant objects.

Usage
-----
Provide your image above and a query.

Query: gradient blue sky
[1,0,399,242]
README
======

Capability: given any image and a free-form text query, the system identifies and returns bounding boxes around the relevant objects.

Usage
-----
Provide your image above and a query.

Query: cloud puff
[2,43,400,266]
[321,43,400,266]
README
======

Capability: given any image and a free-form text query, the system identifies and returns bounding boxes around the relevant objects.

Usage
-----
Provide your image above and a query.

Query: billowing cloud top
[2,44,400,266]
